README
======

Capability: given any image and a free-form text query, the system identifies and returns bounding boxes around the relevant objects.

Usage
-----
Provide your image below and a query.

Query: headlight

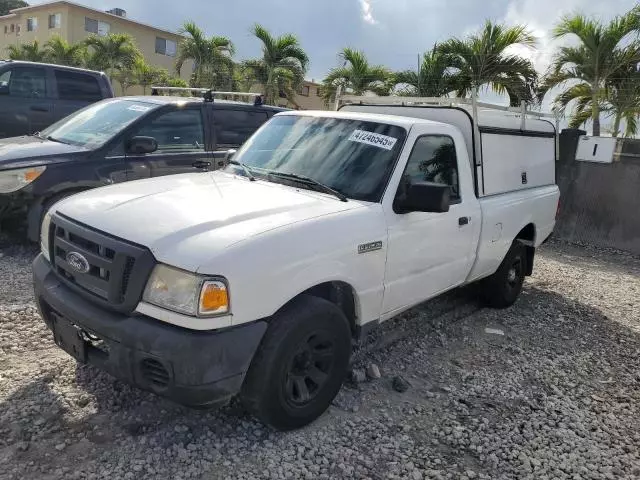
[40,209,53,262]
[142,264,229,317]
[0,166,46,193]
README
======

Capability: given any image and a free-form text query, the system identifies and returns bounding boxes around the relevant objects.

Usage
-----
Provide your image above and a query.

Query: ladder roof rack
[336,95,556,120]
[150,86,264,106]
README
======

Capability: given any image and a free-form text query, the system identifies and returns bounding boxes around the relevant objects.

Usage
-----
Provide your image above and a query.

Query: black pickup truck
[0,60,114,138]
[0,94,287,241]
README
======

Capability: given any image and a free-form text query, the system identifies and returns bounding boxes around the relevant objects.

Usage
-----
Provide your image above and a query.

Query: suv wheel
[241,295,351,431]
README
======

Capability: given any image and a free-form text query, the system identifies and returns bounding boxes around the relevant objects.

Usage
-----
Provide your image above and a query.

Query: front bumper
[33,254,267,407]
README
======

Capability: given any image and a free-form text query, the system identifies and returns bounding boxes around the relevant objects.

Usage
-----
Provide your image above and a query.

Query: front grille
[140,358,170,388]
[49,214,155,313]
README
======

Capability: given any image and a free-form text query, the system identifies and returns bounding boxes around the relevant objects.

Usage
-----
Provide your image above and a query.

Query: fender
[26,180,108,242]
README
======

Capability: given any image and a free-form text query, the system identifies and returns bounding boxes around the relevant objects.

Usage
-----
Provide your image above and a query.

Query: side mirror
[394,181,451,214]
[126,136,158,155]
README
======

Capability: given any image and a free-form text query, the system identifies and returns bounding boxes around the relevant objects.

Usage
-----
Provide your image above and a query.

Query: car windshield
[228,115,407,202]
[40,99,157,149]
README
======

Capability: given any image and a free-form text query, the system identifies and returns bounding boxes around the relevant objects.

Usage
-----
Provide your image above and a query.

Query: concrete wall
[554,137,640,254]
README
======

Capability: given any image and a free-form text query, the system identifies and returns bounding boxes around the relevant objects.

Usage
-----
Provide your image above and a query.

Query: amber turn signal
[199,281,229,315]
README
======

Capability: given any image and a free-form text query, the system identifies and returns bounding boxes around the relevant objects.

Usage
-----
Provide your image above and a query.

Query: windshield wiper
[41,134,69,145]
[228,159,256,181]
[266,171,348,202]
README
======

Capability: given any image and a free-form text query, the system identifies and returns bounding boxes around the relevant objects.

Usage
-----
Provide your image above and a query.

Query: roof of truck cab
[276,109,452,130]
[0,59,106,75]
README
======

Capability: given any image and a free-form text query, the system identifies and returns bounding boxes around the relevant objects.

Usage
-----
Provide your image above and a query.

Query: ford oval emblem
[66,251,90,274]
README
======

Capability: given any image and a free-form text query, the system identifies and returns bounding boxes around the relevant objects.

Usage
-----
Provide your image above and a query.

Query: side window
[134,109,204,153]
[213,108,269,148]
[402,135,460,201]
[55,70,102,102]
[2,67,47,98]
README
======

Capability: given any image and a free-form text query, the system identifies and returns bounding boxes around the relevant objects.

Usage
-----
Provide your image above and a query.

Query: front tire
[481,241,527,309]
[241,295,352,431]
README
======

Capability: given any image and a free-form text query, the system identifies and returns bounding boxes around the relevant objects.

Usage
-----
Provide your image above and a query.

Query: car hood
[54,171,366,272]
[0,135,89,169]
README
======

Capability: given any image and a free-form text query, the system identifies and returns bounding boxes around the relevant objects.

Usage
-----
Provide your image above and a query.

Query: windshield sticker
[127,105,151,112]
[348,130,398,150]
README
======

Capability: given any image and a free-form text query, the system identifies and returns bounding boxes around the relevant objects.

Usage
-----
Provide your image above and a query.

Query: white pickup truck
[33,98,559,430]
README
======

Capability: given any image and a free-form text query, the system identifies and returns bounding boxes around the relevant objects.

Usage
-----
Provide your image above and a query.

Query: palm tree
[544,11,640,136]
[133,59,166,95]
[44,35,87,67]
[6,40,46,62]
[437,21,538,107]
[111,69,136,95]
[394,45,459,97]
[322,48,391,104]
[605,64,640,137]
[175,21,234,88]
[242,24,309,106]
[85,33,141,79]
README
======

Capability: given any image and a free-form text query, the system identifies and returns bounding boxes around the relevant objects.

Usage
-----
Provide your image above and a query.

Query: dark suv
[0,94,287,241]
[0,60,114,138]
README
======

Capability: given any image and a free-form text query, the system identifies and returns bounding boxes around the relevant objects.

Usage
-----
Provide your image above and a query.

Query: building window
[155,37,177,57]
[49,13,61,29]
[298,85,310,97]
[316,87,323,97]
[85,17,110,36]
[26,17,38,32]
[16,24,21,35]
[3,25,7,34]
[10,24,15,33]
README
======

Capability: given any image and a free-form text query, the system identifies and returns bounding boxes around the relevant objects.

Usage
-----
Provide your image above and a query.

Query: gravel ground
[1,239,639,480]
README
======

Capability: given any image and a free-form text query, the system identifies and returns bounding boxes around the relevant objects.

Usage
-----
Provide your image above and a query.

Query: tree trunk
[612,113,621,138]
[591,91,600,137]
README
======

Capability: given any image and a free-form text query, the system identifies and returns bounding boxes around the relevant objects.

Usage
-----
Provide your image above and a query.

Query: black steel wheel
[482,241,527,308]
[241,295,351,431]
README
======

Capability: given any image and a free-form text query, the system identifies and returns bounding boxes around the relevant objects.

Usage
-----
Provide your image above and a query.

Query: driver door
[124,106,211,180]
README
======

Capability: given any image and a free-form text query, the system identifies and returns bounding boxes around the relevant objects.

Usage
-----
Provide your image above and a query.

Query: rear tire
[241,295,352,431]
[481,241,527,309]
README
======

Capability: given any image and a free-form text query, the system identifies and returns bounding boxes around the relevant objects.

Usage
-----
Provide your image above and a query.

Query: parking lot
[1,239,639,480]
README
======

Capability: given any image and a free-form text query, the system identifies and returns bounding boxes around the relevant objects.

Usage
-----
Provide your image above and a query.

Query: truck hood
[0,135,89,170]
[55,171,365,271]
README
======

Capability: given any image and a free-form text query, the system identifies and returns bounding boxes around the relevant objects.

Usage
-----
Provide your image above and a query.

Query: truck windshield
[229,115,407,202]
[40,99,157,149]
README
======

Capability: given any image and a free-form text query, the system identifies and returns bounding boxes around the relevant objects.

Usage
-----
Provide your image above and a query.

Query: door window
[55,70,102,102]
[401,135,460,201]
[213,108,269,148]
[0,67,47,98]
[134,109,205,153]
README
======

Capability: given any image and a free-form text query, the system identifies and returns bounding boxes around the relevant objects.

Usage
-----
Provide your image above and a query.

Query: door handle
[30,106,50,112]
[192,160,212,170]
[458,216,470,226]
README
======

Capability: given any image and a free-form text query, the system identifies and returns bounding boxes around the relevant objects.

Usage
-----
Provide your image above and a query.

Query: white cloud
[359,0,377,25]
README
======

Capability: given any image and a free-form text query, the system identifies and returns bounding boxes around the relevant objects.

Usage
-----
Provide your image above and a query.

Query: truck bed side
[467,185,559,283]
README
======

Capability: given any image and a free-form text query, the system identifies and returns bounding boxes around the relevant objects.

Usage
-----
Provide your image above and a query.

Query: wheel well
[516,223,536,276]
[298,282,358,337]
[27,188,87,242]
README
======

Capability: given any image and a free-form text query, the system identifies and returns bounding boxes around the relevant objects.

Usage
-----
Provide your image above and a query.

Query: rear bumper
[33,254,267,407]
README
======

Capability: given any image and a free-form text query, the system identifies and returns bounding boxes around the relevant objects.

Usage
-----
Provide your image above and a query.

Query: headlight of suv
[0,166,46,193]
[142,264,229,317]
[40,209,53,262]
